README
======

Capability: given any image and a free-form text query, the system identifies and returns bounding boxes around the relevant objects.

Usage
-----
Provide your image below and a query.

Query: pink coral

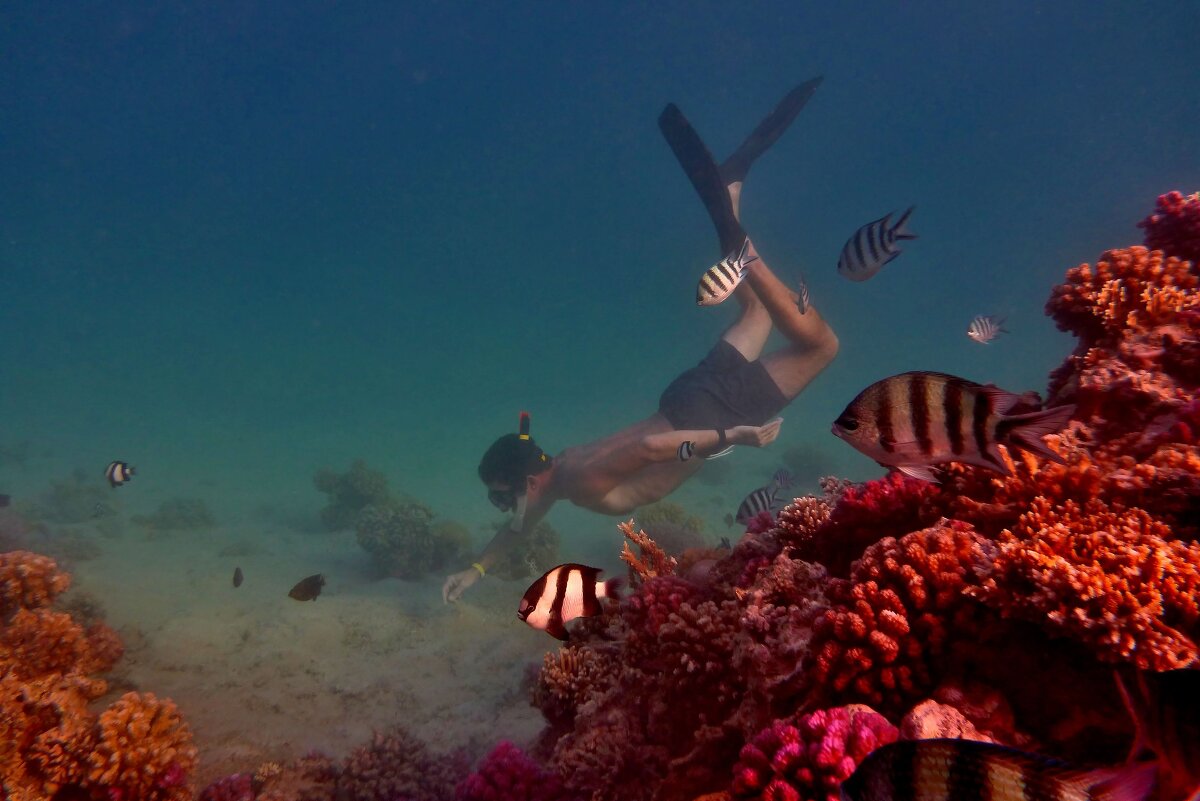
[456,741,577,801]
[730,706,897,801]
[1138,190,1200,263]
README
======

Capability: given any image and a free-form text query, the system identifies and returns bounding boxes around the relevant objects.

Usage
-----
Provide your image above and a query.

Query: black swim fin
[658,103,747,256]
[720,76,823,186]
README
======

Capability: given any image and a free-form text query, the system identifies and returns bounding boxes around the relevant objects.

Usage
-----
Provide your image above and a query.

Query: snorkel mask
[486,412,546,518]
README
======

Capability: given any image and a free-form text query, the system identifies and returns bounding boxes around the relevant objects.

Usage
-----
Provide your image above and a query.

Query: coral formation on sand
[355,499,469,579]
[331,727,467,801]
[455,741,577,801]
[635,501,708,555]
[0,550,196,800]
[313,459,391,531]
[485,519,561,581]
[447,193,1200,800]
[134,497,216,536]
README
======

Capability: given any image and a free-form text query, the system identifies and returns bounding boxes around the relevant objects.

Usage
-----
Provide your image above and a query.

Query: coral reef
[313,459,391,531]
[331,726,467,801]
[1139,190,1200,263]
[355,500,469,579]
[635,501,707,555]
[456,741,577,801]
[0,550,196,800]
[484,519,561,581]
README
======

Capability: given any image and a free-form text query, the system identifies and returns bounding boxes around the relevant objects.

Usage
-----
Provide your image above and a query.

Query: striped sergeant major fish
[831,371,1075,483]
[796,273,811,315]
[697,237,758,306]
[518,563,620,641]
[105,461,135,488]
[968,314,1008,344]
[734,469,795,525]
[841,739,1156,801]
[837,206,917,282]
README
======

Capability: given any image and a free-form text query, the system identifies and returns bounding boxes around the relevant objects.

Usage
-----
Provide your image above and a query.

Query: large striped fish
[697,237,758,306]
[518,563,619,641]
[841,739,1155,801]
[837,206,917,282]
[831,371,1075,482]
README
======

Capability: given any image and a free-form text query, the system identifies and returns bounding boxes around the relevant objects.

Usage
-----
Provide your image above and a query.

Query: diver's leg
[720,185,772,360]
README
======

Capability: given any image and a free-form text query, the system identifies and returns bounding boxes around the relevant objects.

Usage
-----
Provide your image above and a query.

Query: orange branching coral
[1,608,96,680]
[87,692,197,801]
[805,520,995,711]
[969,497,1200,670]
[771,495,833,552]
[1047,246,1199,342]
[618,520,677,582]
[533,645,620,725]
[0,550,71,616]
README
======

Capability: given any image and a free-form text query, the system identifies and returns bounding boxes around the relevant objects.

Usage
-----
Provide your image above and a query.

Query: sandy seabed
[68,519,548,788]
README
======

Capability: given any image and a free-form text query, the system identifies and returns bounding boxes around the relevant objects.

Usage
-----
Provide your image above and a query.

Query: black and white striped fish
[796,274,811,314]
[104,461,135,488]
[836,206,917,282]
[967,314,1008,344]
[696,238,758,306]
[842,739,1155,801]
[734,469,795,525]
[831,371,1075,482]
[518,563,620,640]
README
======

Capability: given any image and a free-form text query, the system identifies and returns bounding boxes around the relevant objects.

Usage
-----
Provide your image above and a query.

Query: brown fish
[232,567,243,588]
[1116,668,1200,801]
[288,573,325,601]
[832,371,1075,482]
[842,739,1155,801]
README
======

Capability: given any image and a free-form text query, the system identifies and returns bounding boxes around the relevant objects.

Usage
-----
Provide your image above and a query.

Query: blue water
[2,0,1199,784]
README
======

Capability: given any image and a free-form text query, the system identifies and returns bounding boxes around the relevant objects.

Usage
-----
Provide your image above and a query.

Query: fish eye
[836,416,859,431]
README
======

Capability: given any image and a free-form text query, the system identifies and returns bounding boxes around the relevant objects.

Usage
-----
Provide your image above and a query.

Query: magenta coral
[730,706,897,801]
[456,741,577,801]
[1138,190,1200,263]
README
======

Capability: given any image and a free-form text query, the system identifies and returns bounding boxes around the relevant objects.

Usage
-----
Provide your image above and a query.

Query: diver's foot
[727,180,744,219]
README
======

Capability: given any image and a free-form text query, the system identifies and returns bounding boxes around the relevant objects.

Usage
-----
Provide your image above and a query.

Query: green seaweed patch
[485,519,561,581]
[354,500,469,580]
[314,459,391,531]
[133,497,215,538]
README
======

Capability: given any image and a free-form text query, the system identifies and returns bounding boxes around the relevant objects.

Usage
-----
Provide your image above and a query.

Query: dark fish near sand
[288,573,325,601]
[518,563,619,641]
[697,237,758,306]
[1116,668,1200,801]
[734,469,795,525]
[832,371,1075,483]
[968,314,1008,344]
[837,206,917,282]
[105,461,135,488]
[842,739,1155,801]
[232,567,243,588]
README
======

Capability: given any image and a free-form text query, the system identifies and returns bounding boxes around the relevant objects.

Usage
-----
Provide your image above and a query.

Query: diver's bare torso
[553,414,700,515]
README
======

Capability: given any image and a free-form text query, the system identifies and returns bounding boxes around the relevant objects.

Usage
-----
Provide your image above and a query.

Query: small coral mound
[1139,190,1200,263]
[88,692,197,801]
[355,500,469,579]
[730,706,897,801]
[313,459,390,531]
[456,741,577,801]
[333,726,467,801]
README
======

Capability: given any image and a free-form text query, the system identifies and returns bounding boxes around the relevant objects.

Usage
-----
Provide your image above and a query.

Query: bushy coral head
[456,741,575,801]
[1139,190,1200,263]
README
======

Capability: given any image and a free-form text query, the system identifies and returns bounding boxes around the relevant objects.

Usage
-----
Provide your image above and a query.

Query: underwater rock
[313,459,391,531]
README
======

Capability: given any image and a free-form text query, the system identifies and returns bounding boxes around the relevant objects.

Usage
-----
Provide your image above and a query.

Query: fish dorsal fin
[980,384,1026,416]
[896,465,940,483]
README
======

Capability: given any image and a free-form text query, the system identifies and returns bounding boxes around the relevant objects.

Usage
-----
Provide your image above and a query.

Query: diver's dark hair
[478,434,552,487]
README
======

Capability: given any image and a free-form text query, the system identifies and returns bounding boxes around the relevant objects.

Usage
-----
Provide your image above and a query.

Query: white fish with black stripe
[105,461,135,488]
[734,469,795,525]
[696,237,759,306]
[518,563,621,640]
[837,206,917,282]
[967,314,1007,344]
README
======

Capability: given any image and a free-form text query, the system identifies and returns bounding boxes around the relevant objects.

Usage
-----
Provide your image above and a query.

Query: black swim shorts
[658,340,789,432]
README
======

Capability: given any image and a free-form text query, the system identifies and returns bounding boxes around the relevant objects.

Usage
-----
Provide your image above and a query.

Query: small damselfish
[734,469,795,525]
[104,461,135,488]
[967,314,1008,344]
[842,739,1155,801]
[518,563,620,641]
[832,371,1074,482]
[837,206,917,282]
[696,237,758,306]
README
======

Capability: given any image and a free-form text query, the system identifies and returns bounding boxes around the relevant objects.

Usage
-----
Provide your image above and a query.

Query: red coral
[456,741,577,801]
[198,772,256,801]
[1138,190,1200,263]
[968,497,1200,670]
[729,706,897,801]
[805,521,994,711]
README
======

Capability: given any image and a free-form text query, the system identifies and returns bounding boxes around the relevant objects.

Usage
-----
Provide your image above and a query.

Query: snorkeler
[443,79,839,603]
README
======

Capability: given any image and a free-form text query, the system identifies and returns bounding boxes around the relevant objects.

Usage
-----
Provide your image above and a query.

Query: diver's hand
[442,567,481,603]
[730,417,783,448]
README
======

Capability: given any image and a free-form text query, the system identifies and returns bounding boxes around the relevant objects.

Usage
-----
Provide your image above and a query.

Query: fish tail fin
[892,205,918,239]
[719,76,823,185]
[1076,763,1157,801]
[1000,404,1077,463]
